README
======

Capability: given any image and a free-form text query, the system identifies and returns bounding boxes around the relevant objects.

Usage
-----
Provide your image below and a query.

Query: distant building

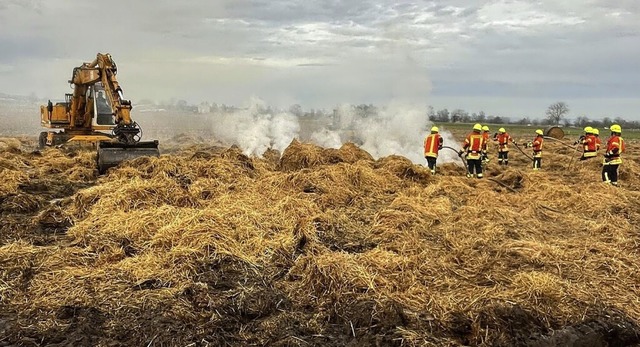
[197,102,211,114]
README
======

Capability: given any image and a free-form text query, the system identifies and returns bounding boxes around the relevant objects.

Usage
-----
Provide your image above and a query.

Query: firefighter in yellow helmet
[481,125,490,165]
[592,128,602,151]
[494,127,515,165]
[424,126,443,174]
[602,124,625,186]
[458,123,486,178]
[529,129,544,170]
[575,126,597,160]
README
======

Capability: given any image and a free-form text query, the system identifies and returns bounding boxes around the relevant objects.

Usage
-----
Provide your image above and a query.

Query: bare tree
[574,116,590,128]
[546,102,569,125]
[473,111,486,123]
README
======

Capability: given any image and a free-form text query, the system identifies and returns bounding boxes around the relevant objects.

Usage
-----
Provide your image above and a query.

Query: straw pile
[543,126,565,139]
[0,136,639,346]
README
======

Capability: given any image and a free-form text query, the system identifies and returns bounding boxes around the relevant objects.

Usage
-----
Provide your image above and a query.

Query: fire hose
[442,146,470,175]
[512,142,534,161]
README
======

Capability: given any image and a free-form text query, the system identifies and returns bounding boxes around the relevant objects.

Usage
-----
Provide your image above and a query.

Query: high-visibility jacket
[581,134,598,158]
[595,136,602,151]
[532,135,543,158]
[495,133,512,152]
[482,132,490,151]
[604,135,625,165]
[462,131,485,160]
[424,133,443,158]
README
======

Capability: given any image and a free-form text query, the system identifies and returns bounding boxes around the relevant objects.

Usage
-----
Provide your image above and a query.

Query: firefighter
[576,127,597,160]
[602,124,625,186]
[481,125,490,165]
[530,129,544,170]
[458,123,485,178]
[574,126,591,145]
[592,128,602,151]
[494,127,515,165]
[424,126,443,174]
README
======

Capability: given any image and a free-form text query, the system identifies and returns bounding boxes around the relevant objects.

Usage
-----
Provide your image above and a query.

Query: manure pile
[1,136,640,346]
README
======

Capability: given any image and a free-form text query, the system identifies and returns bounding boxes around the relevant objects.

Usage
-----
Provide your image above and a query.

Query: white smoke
[209,97,460,166]
[308,102,461,165]
[310,128,342,148]
[211,97,300,156]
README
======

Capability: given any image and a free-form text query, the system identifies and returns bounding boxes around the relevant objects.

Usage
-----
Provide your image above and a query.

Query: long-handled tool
[512,142,533,161]
[543,136,581,151]
[565,143,583,172]
[487,178,519,193]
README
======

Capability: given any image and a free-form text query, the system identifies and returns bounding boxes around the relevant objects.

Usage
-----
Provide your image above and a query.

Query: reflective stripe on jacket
[532,135,543,158]
[605,135,625,165]
[463,132,485,159]
[424,133,442,158]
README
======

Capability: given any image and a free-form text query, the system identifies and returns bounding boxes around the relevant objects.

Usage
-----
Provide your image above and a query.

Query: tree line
[429,101,640,129]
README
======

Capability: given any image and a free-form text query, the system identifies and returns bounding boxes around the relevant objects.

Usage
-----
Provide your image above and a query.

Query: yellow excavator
[39,53,159,173]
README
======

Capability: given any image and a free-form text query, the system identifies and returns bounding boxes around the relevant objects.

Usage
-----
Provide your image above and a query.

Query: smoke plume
[209,98,460,165]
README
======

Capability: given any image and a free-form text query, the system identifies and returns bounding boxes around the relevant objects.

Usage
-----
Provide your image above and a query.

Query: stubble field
[0,126,639,346]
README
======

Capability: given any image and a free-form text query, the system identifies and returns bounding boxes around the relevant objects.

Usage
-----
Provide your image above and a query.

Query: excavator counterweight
[39,53,160,172]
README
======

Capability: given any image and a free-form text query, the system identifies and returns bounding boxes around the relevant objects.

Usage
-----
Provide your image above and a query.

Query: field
[1,129,640,346]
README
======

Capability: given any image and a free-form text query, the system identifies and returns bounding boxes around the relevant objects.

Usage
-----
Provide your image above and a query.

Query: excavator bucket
[97,140,160,174]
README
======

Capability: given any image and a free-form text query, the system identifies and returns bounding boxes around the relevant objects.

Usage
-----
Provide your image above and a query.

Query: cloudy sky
[1,0,639,119]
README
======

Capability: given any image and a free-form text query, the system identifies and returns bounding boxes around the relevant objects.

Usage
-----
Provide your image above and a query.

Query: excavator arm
[72,53,141,144]
[83,53,133,126]
[52,53,160,173]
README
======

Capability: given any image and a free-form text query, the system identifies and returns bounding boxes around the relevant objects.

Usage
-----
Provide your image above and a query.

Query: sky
[0,0,639,120]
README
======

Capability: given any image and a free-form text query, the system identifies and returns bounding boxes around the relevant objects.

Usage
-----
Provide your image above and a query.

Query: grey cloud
[0,0,638,118]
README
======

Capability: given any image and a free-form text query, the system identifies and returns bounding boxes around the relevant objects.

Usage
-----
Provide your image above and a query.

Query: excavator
[39,53,159,173]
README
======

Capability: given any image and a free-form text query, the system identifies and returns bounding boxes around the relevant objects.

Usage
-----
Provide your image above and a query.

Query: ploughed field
[1,135,640,346]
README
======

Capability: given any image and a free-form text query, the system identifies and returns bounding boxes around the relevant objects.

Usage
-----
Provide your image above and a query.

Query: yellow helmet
[482,125,489,131]
[535,129,543,135]
[592,128,599,135]
[584,126,593,134]
[498,127,506,133]
[431,126,439,133]
[610,124,622,133]
[473,123,482,131]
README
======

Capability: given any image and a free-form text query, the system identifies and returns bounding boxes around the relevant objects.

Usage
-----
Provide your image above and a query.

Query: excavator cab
[91,84,115,126]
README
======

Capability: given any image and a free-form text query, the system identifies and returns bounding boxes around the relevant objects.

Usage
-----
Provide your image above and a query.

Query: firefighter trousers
[467,159,483,178]
[533,157,541,170]
[426,157,437,172]
[602,164,619,185]
[498,151,509,165]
